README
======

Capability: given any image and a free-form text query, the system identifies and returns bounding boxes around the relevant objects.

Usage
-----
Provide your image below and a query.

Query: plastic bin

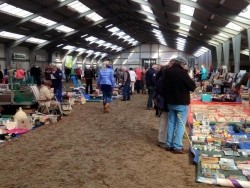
[201,94,211,102]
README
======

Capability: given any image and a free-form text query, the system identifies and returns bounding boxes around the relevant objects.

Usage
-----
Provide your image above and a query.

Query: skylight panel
[123,35,131,40]
[177,37,186,42]
[116,47,123,51]
[116,31,126,37]
[239,5,250,19]
[85,36,97,42]
[218,32,230,38]
[56,25,74,33]
[32,16,57,27]
[225,22,243,31]
[179,26,189,32]
[0,3,33,18]
[141,5,153,14]
[180,18,192,26]
[63,45,76,50]
[26,37,47,44]
[0,31,25,39]
[208,40,220,46]
[86,12,103,22]
[147,15,155,21]
[68,0,90,13]
[96,40,105,45]
[75,48,86,52]
[151,24,159,28]
[86,50,94,54]
[240,49,249,56]
[179,33,187,37]
[108,27,119,33]
[103,43,112,48]
[180,4,195,16]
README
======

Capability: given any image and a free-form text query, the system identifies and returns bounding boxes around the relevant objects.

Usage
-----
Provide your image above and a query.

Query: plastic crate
[201,94,211,102]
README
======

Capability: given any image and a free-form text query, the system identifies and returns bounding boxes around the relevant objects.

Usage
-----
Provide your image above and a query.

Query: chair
[30,85,62,115]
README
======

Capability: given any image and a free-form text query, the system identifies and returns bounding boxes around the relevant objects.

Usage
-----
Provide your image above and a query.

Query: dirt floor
[0,93,216,188]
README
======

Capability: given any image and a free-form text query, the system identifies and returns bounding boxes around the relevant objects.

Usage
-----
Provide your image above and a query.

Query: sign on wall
[13,53,26,60]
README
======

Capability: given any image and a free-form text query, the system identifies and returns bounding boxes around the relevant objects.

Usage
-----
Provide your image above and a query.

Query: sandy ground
[0,94,216,188]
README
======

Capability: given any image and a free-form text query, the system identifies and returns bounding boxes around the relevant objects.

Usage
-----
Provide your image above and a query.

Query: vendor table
[188,100,250,187]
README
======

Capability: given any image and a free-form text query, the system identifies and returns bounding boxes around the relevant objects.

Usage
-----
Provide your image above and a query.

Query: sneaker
[172,148,189,154]
[157,142,167,149]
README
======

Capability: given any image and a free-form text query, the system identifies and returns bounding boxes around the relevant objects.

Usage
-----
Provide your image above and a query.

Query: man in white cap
[162,56,195,154]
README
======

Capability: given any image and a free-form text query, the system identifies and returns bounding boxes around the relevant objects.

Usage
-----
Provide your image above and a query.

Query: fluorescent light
[56,25,75,33]
[31,16,57,26]
[0,3,33,18]
[57,44,64,47]
[81,34,88,38]
[0,31,25,39]
[105,24,113,28]
[26,37,47,44]
[141,5,153,14]
[180,4,195,16]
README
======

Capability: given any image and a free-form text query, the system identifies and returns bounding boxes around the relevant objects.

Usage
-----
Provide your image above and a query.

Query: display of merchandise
[190,102,250,187]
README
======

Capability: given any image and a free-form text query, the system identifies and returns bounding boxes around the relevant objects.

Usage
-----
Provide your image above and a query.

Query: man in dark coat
[162,56,196,154]
[145,64,157,109]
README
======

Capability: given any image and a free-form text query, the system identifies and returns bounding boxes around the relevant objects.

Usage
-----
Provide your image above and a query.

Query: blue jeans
[147,86,155,108]
[54,88,62,102]
[122,82,130,100]
[166,105,188,150]
[101,85,112,104]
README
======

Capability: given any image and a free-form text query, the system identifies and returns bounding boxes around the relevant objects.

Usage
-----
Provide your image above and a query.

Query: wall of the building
[109,44,193,69]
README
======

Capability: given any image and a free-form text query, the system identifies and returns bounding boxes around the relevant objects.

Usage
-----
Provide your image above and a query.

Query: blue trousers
[122,83,130,100]
[166,105,188,150]
[101,85,112,104]
[54,88,62,102]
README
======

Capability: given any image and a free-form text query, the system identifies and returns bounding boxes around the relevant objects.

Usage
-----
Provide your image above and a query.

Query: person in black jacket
[162,56,196,154]
[145,64,158,109]
[51,63,63,102]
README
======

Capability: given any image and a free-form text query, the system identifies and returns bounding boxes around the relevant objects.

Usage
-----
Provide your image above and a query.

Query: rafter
[0,0,75,32]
